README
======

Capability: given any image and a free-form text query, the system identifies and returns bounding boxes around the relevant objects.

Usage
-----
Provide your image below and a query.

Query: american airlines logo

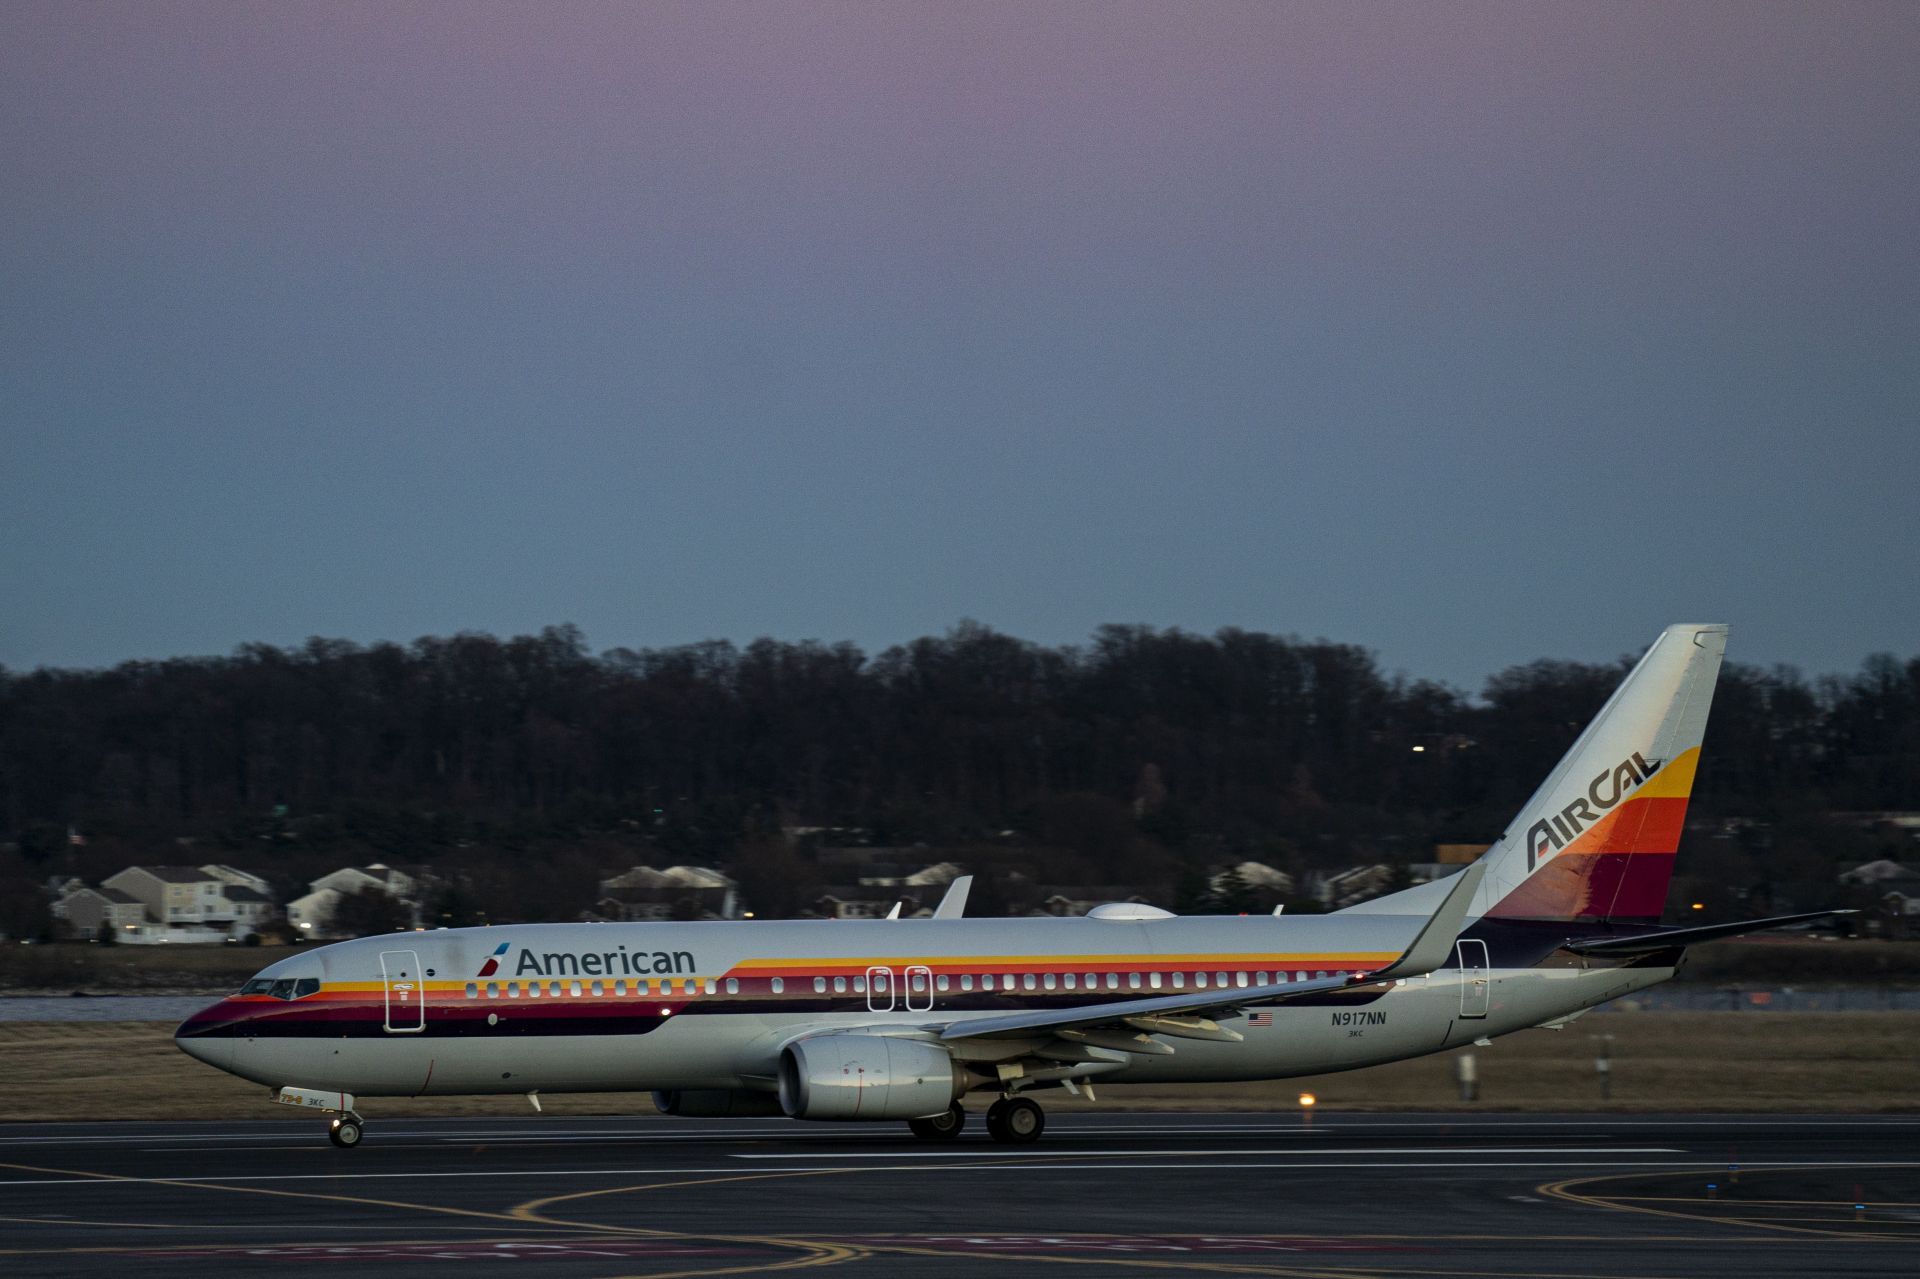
[1524,751,1659,870]
[475,941,700,979]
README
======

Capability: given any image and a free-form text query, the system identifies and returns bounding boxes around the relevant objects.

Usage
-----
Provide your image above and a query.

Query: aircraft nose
[174,1003,237,1073]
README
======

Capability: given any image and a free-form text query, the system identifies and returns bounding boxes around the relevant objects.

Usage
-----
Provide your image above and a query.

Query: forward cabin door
[381,949,426,1033]
[1455,939,1490,1019]
[865,966,895,1012]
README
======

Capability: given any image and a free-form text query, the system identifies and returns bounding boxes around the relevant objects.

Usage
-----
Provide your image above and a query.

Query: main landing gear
[907,1103,966,1141]
[327,1112,366,1148]
[984,1096,1044,1144]
[905,1096,1046,1144]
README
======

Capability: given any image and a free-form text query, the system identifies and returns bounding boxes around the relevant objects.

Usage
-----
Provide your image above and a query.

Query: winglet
[1369,859,1488,980]
[932,875,973,920]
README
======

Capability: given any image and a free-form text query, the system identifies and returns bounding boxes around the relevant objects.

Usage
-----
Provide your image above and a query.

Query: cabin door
[380,949,426,1033]
[1456,939,1490,1019]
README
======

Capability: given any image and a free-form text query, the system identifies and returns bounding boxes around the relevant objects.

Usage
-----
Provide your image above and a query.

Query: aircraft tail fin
[1471,624,1728,924]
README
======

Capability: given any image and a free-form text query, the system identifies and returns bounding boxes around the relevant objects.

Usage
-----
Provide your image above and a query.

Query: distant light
[743,912,755,919]
[1411,745,1426,753]
[659,1007,673,1016]
[1691,902,1705,911]
[1298,1092,1316,1108]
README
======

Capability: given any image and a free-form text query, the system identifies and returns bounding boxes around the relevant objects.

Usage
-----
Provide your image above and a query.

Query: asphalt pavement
[2,1110,1917,1277]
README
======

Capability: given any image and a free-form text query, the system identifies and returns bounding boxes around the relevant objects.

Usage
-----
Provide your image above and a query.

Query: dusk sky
[3,2,1915,690]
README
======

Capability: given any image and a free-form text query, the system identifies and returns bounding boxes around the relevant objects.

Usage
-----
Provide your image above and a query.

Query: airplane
[176,623,1844,1148]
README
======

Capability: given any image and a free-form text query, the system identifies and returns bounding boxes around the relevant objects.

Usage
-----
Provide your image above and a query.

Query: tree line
[2,622,1915,930]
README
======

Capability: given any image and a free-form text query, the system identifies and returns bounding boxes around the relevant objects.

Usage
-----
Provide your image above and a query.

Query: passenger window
[1296,971,1308,982]
[1172,972,1185,989]
[614,979,626,996]
[293,978,320,998]
[936,975,949,992]
[1255,972,1268,985]
[569,981,583,997]
[1216,972,1229,987]
[704,979,717,995]
[1106,973,1118,990]
[550,982,563,997]
[1022,974,1036,991]
[960,974,974,991]
[1236,972,1249,988]
[1195,972,1208,989]
[853,976,867,993]
[591,980,604,996]
[486,982,500,998]
[1002,974,1016,991]
[725,978,738,994]
[528,982,541,998]
[507,982,520,998]
[1129,973,1143,990]
[1085,972,1097,988]
[816,977,828,993]
[833,976,846,993]
[910,973,926,993]
[771,977,784,993]
[1149,973,1162,989]
[1043,973,1056,990]
[1063,973,1076,990]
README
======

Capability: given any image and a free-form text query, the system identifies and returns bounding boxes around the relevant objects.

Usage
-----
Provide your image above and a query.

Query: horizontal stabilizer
[1563,909,1855,956]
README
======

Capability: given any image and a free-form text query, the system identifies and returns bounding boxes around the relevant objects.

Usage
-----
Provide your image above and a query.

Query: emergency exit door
[381,949,426,1033]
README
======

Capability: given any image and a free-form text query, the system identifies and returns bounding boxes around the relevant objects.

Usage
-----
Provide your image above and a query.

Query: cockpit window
[239,977,321,999]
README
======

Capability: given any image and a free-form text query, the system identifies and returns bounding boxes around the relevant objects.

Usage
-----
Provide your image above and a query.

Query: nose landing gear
[327,1112,366,1148]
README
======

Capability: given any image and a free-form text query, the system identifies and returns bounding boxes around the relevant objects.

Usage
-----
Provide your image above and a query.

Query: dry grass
[3,1013,1913,1123]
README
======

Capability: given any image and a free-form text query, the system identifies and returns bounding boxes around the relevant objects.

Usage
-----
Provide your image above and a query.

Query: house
[286,863,422,938]
[56,886,147,937]
[1311,864,1395,910]
[102,866,230,927]
[593,866,740,922]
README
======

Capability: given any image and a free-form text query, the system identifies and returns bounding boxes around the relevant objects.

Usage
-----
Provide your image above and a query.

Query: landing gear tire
[328,1116,364,1149]
[985,1096,1044,1145]
[908,1104,966,1141]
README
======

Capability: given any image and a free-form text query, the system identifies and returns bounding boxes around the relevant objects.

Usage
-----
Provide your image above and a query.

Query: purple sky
[3,2,1916,688]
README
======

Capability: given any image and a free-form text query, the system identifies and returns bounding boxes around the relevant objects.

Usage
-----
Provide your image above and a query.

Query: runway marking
[0,1157,867,1277]
[732,1147,1685,1160]
[1540,1165,1920,1242]
[10,1157,1919,1190]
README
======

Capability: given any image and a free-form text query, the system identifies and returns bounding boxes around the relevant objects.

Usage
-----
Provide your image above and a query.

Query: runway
[2,1111,1917,1277]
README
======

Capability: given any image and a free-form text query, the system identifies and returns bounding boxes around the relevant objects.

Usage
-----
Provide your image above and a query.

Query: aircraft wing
[940,860,1487,1044]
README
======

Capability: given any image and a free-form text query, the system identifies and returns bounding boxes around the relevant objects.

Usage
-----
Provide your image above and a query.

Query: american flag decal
[1247,1011,1274,1027]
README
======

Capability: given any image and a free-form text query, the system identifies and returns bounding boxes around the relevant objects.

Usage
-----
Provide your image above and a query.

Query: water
[0,996,213,1022]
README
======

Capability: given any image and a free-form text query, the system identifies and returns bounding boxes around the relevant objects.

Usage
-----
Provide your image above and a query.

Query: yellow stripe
[1636,746,1699,799]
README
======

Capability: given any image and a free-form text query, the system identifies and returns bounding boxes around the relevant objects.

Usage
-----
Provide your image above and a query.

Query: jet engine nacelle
[778,1033,967,1121]
[652,1088,786,1118]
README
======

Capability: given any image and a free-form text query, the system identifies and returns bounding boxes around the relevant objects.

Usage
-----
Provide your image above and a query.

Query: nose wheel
[985,1096,1044,1144]
[328,1114,365,1148]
